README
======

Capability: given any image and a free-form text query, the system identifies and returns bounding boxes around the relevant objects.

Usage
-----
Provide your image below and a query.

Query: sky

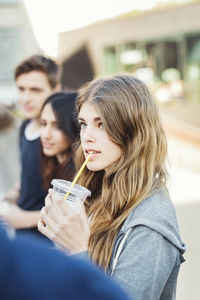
[24,0,189,58]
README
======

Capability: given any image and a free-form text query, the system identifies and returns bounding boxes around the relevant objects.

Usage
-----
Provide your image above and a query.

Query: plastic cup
[51,179,91,213]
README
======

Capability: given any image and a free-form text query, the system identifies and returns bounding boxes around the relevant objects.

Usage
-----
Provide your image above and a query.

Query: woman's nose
[42,126,52,139]
[85,136,95,143]
[82,127,95,143]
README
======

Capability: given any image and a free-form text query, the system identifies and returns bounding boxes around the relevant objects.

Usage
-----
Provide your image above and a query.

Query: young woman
[38,75,186,300]
[40,92,79,190]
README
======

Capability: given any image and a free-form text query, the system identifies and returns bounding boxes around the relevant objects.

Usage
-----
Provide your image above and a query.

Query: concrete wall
[167,135,200,300]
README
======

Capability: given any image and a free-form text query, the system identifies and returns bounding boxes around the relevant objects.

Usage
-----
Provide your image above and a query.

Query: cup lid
[51,179,91,196]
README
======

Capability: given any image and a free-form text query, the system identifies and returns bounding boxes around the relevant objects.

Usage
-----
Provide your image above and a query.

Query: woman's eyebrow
[78,117,85,121]
[41,119,58,125]
[78,117,101,122]
[94,117,101,122]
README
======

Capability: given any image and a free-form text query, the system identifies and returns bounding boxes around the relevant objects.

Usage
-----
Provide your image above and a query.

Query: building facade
[58,2,200,104]
[0,0,40,105]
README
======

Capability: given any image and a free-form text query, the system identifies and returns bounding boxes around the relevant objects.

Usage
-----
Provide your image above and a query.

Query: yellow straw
[64,153,92,200]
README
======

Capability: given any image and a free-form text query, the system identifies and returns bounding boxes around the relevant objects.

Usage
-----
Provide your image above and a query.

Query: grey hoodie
[108,189,186,300]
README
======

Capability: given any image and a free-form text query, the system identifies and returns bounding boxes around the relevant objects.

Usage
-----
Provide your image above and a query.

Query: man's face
[16,71,55,119]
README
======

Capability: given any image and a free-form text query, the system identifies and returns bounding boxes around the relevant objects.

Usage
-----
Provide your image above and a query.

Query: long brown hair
[76,74,168,269]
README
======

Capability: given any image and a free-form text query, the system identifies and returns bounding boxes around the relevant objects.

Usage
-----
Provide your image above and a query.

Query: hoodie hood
[120,189,186,255]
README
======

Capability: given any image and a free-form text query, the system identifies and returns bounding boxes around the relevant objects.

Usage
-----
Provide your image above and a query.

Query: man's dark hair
[15,55,61,89]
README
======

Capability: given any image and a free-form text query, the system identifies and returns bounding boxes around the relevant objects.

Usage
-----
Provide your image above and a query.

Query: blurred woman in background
[40,92,79,190]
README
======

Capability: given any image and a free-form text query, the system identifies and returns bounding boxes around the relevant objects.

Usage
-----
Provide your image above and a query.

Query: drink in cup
[51,179,91,213]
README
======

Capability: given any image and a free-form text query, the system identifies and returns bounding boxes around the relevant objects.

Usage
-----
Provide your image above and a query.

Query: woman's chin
[43,149,54,157]
[86,162,104,172]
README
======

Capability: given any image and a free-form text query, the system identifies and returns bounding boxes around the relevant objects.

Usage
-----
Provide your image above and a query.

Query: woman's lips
[42,143,54,149]
[24,106,34,112]
[85,149,101,154]
[85,149,101,159]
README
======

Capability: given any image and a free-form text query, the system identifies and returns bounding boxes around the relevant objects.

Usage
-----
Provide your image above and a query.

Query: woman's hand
[0,203,24,228]
[38,189,90,254]
[0,203,40,229]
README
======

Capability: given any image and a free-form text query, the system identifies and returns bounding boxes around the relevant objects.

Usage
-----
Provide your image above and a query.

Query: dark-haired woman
[40,92,79,190]
[0,92,79,241]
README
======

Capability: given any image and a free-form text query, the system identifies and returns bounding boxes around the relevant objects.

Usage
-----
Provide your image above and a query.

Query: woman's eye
[40,120,46,126]
[54,123,59,129]
[99,122,104,129]
[79,122,87,129]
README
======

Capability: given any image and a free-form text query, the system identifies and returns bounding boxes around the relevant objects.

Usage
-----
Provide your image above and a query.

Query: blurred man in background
[0,55,61,242]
